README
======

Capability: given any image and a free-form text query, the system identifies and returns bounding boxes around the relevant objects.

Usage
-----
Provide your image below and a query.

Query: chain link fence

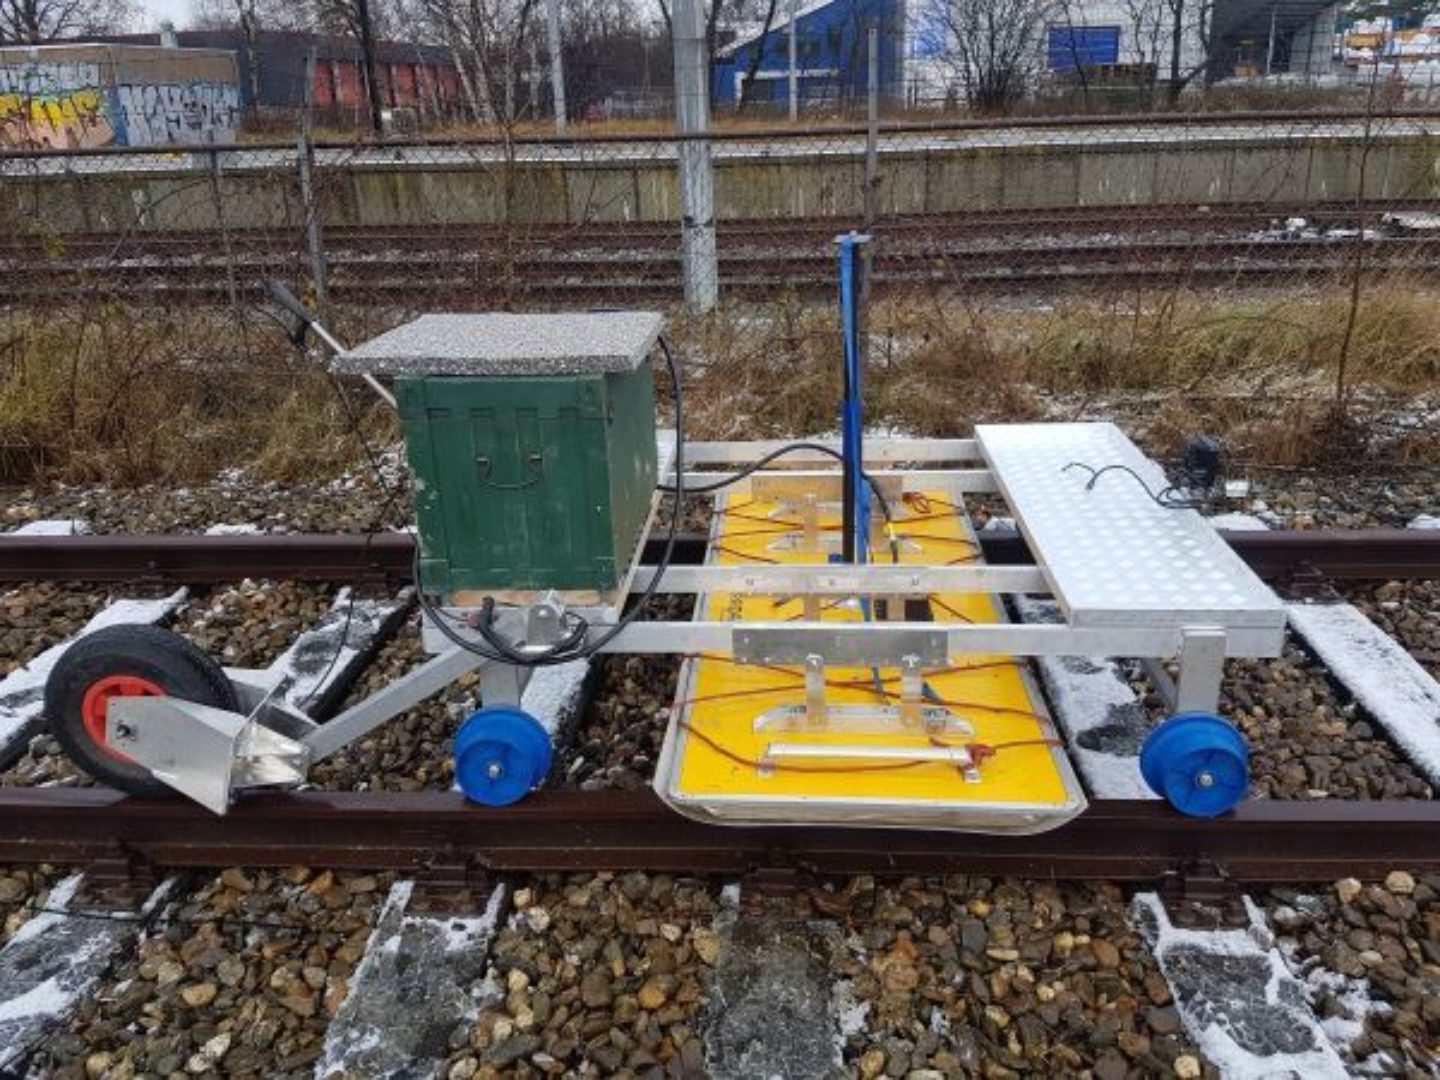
[6,111,1439,311]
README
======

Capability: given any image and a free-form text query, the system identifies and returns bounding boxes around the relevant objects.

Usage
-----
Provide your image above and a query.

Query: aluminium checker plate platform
[975,422,1286,645]
[652,488,1087,833]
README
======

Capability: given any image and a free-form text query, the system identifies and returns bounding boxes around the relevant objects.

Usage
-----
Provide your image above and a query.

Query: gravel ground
[0,864,68,945]
[167,580,342,670]
[1267,874,1440,1077]
[1229,472,1437,530]
[1340,580,1440,681]
[1,584,125,675]
[33,867,396,1080]
[452,872,722,1080]
[448,873,1214,1080]
[1131,638,1435,802]
[830,877,1210,1080]
[562,597,692,792]
[307,613,471,793]
[0,459,406,537]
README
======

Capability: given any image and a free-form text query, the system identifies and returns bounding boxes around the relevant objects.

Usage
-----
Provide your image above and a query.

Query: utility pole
[863,22,879,229]
[672,0,718,312]
[1265,7,1278,76]
[788,0,799,122]
[546,0,568,131]
[299,45,330,317]
[356,0,384,136]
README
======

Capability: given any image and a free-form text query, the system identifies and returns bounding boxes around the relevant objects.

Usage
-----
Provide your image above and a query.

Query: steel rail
[0,787,1433,881]
[3,201,1428,256]
[0,529,1435,586]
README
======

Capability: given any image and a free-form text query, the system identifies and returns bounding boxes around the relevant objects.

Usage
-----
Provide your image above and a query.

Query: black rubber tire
[44,623,239,798]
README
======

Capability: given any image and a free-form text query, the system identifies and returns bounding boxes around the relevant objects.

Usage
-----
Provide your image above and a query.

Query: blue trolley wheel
[1140,712,1249,818]
[455,706,553,807]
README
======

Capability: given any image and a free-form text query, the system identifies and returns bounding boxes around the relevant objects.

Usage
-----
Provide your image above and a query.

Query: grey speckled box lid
[334,311,665,377]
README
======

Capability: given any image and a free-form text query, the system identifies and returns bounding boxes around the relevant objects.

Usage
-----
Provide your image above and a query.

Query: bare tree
[411,0,538,123]
[1160,0,1213,102]
[734,0,779,110]
[0,0,134,44]
[920,0,1057,112]
[309,0,399,131]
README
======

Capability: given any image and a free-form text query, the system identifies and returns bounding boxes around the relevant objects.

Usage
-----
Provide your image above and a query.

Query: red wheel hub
[81,674,165,762]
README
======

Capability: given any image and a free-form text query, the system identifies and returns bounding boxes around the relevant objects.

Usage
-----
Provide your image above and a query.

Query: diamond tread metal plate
[975,423,1285,631]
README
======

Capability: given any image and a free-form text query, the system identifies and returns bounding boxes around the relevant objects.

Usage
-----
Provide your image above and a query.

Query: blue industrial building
[712,0,906,109]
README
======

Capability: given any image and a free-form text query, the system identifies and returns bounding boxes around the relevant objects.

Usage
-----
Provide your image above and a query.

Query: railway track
[0,527,1436,879]
[4,203,1437,305]
[0,526,1436,1077]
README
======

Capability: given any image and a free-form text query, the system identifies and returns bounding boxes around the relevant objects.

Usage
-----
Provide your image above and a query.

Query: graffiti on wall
[0,62,116,148]
[0,60,240,149]
[115,81,240,146]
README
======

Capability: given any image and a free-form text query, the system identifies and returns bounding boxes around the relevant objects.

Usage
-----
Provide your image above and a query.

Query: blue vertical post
[837,231,872,565]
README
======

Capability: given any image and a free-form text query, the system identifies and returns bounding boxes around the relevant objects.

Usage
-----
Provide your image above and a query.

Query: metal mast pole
[788,0,799,122]
[546,0,568,131]
[1265,7,1277,76]
[672,0,718,312]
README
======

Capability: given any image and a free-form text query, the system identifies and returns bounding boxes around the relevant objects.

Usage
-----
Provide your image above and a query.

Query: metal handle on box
[476,453,545,491]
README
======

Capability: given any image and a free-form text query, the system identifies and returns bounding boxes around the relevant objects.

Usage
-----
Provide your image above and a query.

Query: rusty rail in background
[0,787,1433,881]
[0,529,1435,586]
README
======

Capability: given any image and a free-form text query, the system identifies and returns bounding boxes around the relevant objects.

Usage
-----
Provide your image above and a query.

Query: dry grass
[2,279,1435,487]
[0,308,394,486]
[671,281,1440,468]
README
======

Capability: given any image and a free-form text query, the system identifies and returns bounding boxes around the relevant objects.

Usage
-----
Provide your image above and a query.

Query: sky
[135,0,194,32]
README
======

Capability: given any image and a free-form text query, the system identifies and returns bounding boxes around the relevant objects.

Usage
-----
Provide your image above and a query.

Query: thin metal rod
[681,438,983,464]
[602,620,1285,660]
[629,563,1050,594]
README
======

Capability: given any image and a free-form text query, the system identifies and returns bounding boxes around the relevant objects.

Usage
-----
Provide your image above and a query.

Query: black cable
[1062,461,1207,510]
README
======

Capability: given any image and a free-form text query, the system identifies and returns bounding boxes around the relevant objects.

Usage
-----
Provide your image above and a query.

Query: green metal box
[336,312,663,599]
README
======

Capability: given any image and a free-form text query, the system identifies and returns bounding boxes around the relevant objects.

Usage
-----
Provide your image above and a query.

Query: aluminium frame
[111,433,1285,814]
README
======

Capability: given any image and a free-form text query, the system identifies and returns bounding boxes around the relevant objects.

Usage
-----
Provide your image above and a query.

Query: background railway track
[5,203,1438,306]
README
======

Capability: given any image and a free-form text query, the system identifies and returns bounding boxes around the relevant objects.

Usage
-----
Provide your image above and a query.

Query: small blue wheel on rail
[1140,711,1249,818]
[455,706,553,807]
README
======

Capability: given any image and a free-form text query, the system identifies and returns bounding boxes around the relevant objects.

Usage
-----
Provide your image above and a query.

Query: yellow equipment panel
[652,490,1086,833]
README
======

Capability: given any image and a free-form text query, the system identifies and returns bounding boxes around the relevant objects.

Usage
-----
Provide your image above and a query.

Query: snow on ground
[315,880,506,1080]
[1409,514,1440,530]
[3,520,91,536]
[1207,512,1270,532]
[0,875,173,1071]
[0,591,189,754]
[1286,601,1440,786]
[521,659,592,736]
[1013,597,1156,799]
[202,523,263,536]
[271,588,413,714]
[1132,892,1351,1080]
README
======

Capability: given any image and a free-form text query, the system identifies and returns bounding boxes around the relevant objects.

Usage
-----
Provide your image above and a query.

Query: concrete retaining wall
[4,131,1438,234]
